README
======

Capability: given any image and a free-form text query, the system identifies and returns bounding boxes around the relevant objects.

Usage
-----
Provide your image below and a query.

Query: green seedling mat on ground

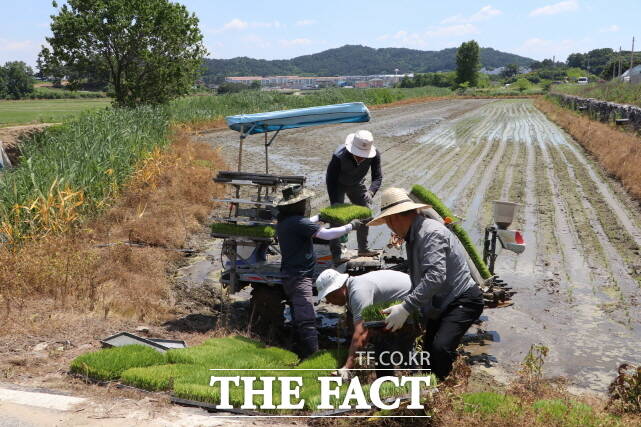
[410,185,492,279]
[319,204,373,225]
[210,222,276,238]
[71,336,429,413]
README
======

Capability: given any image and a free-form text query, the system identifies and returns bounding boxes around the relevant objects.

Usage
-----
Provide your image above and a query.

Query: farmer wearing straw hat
[276,184,365,358]
[326,130,382,264]
[367,187,484,380]
[314,269,415,379]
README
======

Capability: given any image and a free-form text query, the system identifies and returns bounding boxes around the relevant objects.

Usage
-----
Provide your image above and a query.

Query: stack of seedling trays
[211,171,306,291]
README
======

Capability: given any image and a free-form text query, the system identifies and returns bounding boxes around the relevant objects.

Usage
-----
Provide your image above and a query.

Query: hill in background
[203,44,534,82]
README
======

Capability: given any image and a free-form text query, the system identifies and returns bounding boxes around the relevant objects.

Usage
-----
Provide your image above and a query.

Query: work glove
[349,219,364,230]
[382,303,410,332]
[331,367,352,381]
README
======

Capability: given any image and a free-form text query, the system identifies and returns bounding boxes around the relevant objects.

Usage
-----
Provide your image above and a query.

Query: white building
[619,65,641,84]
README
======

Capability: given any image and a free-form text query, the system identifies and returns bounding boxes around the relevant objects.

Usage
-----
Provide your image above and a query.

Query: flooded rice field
[197,98,641,393]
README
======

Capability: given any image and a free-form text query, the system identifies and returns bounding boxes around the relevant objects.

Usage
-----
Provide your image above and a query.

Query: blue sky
[1,1,638,68]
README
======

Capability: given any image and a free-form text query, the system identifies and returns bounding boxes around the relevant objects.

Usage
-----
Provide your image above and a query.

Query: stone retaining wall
[548,92,641,132]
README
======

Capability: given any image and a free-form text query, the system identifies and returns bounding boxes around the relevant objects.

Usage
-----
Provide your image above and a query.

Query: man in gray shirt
[367,187,484,380]
[315,269,415,378]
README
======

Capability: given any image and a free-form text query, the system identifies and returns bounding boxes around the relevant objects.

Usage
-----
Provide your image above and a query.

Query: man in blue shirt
[276,185,364,358]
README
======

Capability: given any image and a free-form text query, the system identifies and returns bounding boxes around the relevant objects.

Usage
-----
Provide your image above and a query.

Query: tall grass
[552,82,641,107]
[0,107,170,239]
[168,87,452,124]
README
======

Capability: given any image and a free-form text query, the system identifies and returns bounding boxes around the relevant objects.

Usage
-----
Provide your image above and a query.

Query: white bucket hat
[314,269,349,303]
[367,187,431,226]
[345,130,376,159]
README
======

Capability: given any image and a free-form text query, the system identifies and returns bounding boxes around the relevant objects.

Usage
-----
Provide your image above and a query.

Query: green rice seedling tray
[319,204,373,225]
[361,300,403,322]
[69,345,166,381]
[410,185,492,279]
[70,336,430,413]
[210,222,276,238]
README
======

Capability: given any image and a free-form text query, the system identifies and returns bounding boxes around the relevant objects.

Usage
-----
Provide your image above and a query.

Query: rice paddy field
[201,97,641,394]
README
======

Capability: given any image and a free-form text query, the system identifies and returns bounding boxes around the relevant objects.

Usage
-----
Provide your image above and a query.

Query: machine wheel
[249,284,287,342]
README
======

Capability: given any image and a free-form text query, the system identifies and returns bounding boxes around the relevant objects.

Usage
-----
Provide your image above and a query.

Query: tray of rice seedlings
[410,184,492,279]
[319,204,373,225]
[69,345,167,382]
[210,222,276,239]
[166,336,299,369]
[121,364,195,391]
[361,300,422,329]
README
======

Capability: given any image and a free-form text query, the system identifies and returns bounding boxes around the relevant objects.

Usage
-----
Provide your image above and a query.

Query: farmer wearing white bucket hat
[326,130,382,264]
[314,268,413,379]
[368,187,484,381]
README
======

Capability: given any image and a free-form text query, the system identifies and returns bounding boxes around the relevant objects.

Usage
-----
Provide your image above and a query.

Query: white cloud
[442,5,502,24]
[295,19,315,27]
[514,37,586,61]
[600,24,620,33]
[529,0,579,17]
[425,24,478,38]
[377,23,478,49]
[280,38,312,47]
[212,19,281,33]
[242,35,271,49]
[0,38,34,51]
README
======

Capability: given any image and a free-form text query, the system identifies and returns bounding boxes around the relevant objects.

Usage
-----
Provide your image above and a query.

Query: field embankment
[552,82,641,108]
[535,97,641,201]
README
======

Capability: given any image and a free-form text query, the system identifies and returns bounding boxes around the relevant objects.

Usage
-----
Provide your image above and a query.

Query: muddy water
[197,98,641,393]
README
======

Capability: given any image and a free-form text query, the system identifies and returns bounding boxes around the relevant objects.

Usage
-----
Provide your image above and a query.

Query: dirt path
[198,98,641,393]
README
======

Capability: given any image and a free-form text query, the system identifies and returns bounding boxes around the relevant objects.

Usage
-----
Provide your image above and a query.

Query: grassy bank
[552,82,641,107]
[535,97,641,202]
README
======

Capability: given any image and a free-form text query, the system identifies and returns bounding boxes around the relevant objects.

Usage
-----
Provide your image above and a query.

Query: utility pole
[631,36,635,80]
[618,46,622,78]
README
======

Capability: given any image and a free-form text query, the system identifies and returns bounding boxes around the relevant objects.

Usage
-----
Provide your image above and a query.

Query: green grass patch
[69,345,166,381]
[210,222,276,238]
[319,204,373,225]
[0,98,111,127]
[410,185,492,279]
[460,392,522,416]
[553,82,641,107]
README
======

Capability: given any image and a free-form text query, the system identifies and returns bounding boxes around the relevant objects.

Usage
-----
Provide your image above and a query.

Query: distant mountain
[202,44,534,82]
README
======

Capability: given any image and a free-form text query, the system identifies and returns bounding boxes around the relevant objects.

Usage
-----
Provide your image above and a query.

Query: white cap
[345,130,376,158]
[314,269,349,303]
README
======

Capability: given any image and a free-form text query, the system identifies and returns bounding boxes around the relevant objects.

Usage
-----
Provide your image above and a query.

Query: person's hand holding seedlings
[382,303,410,331]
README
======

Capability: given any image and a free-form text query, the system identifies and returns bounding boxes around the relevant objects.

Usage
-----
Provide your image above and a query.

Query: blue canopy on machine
[225,102,370,135]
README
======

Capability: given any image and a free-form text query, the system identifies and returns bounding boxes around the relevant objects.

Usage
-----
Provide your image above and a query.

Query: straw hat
[315,269,349,303]
[367,187,430,226]
[345,130,376,158]
[276,185,315,206]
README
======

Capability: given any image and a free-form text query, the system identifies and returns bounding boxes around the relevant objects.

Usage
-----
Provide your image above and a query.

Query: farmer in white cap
[326,130,382,264]
[315,268,415,379]
[367,187,484,380]
[275,184,365,359]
